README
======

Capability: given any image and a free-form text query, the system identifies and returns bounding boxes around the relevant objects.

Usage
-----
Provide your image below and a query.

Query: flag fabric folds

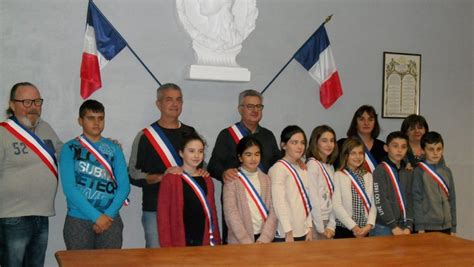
[80,1,127,99]
[294,25,343,109]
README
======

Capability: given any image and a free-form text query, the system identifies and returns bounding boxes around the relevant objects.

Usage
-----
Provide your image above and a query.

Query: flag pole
[260,14,333,95]
[90,0,162,86]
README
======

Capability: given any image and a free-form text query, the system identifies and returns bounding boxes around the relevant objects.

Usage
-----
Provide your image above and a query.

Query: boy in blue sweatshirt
[60,100,130,249]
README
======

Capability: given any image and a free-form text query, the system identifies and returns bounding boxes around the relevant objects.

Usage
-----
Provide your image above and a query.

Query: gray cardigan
[223,170,277,244]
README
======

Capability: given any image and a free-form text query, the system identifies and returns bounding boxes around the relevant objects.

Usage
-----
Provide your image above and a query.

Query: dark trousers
[334,226,356,239]
[426,229,452,235]
[63,215,123,250]
[273,235,306,242]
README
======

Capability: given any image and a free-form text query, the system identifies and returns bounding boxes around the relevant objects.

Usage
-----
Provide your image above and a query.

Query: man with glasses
[0,82,63,266]
[208,89,281,243]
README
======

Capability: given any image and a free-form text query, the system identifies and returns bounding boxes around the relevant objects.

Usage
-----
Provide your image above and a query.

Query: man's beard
[19,113,40,129]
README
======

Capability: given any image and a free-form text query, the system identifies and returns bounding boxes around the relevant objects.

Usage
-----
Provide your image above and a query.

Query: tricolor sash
[142,123,182,168]
[380,162,406,222]
[418,162,450,197]
[343,168,372,214]
[308,158,335,197]
[227,122,249,144]
[77,135,129,205]
[278,159,312,217]
[0,117,58,179]
[237,170,269,221]
[363,146,377,173]
[181,172,216,246]
[227,122,265,170]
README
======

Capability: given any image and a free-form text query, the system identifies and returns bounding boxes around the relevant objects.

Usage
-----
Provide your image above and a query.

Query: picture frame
[382,52,421,118]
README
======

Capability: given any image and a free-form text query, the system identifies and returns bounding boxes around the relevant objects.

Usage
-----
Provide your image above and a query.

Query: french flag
[294,25,343,109]
[80,1,127,99]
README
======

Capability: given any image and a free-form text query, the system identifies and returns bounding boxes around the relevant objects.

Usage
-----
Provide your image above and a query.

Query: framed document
[382,52,421,118]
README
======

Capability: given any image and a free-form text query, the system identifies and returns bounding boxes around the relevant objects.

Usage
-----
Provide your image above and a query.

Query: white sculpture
[176,0,258,81]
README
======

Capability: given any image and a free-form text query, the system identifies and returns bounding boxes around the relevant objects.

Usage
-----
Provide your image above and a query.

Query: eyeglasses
[12,98,44,107]
[240,104,264,111]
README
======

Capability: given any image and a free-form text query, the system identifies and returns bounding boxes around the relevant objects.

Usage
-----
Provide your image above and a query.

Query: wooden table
[56,233,474,266]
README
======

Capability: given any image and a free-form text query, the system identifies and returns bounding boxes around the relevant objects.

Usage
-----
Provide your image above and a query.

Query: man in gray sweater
[0,82,63,267]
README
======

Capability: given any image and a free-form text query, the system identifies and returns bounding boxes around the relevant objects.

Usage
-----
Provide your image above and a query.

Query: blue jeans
[142,211,159,248]
[369,224,393,236]
[0,216,49,267]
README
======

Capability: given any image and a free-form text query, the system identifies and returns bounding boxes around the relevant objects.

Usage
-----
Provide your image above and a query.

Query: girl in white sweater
[333,137,376,238]
[269,125,312,242]
[306,125,338,240]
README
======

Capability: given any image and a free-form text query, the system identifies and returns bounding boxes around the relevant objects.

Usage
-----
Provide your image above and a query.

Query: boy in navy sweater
[372,131,413,236]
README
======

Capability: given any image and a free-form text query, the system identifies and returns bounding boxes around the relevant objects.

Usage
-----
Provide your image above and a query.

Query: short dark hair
[400,114,429,135]
[306,125,338,164]
[79,99,105,118]
[6,82,38,116]
[238,89,263,106]
[386,131,408,145]
[179,131,206,152]
[421,131,444,149]
[346,105,380,139]
[157,83,181,101]
[280,125,307,157]
[236,136,263,158]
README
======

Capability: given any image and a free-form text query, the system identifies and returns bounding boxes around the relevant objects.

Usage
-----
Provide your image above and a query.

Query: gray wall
[1,0,472,266]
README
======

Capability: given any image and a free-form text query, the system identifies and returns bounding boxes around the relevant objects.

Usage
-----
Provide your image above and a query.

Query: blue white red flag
[294,25,343,109]
[80,0,127,99]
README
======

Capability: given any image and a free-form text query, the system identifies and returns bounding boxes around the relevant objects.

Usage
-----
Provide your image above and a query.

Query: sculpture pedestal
[188,65,251,82]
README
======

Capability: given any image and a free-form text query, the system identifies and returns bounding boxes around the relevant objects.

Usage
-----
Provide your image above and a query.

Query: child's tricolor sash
[308,158,335,197]
[418,162,450,197]
[380,162,406,222]
[227,122,265,170]
[181,172,216,246]
[363,146,377,173]
[77,135,129,206]
[278,159,312,217]
[227,122,249,144]
[0,117,58,179]
[142,123,182,168]
[343,168,372,214]
[237,170,269,221]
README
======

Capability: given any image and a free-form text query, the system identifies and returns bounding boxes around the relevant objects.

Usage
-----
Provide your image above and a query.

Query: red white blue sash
[343,168,372,214]
[77,135,129,205]
[380,162,406,222]
[237,170,269,221]
[308,158,335,197]
[0,117,58,179]
[278,159,312,217]
[181,172,216,246]
[227,122,249,144]
[418,162,450,197]
[363,146,377,173]
[227,122,265,171]
[142,123,182,168]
